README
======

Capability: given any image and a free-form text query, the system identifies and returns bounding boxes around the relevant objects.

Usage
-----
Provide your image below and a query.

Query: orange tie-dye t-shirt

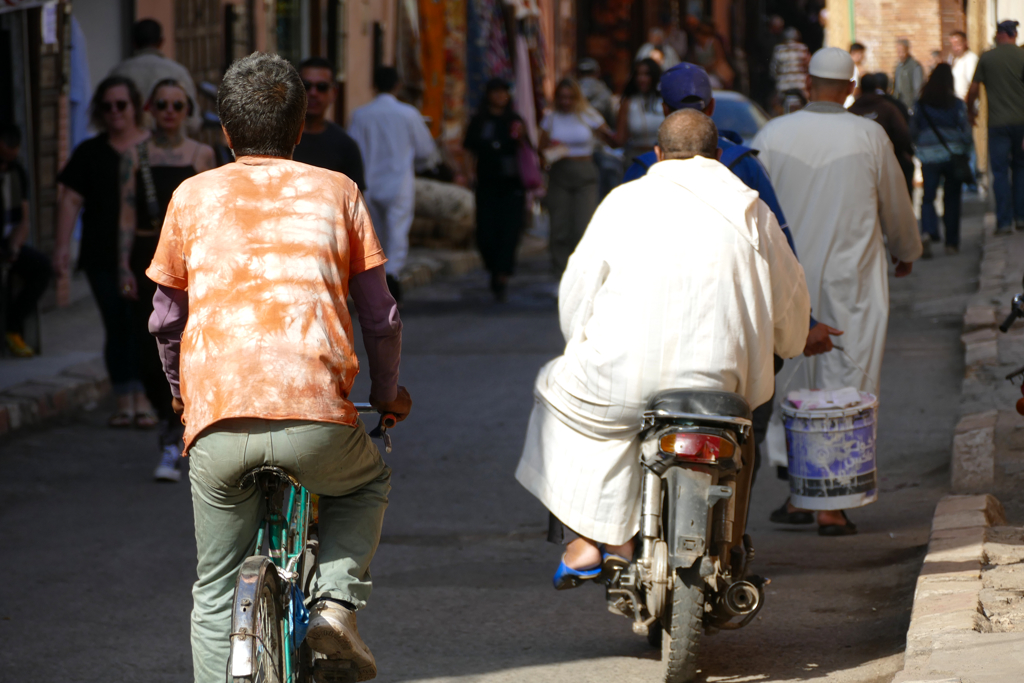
[146,156,386,452]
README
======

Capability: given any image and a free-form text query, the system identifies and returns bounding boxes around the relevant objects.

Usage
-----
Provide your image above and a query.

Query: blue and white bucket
[781,393,879,510]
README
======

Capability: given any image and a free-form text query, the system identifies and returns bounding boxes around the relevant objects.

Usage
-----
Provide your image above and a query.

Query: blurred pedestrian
[1,124,51,357]
[845,42,866,107]
[869,72,911,121]
[693,22,735,88]
[539,78,615,273]
[893,39,924,113]
[771,28,811,102]
[54,76,152,428]
[636,27,681,69]
[349,66,437,302]
[849,73,915,194]
[948,31,979,101]
[463,78,527,301]
[967,20,1024,233]
[579,58,622,198]
[110,19,201,134]
[754,48,922,535]
[120,79,215,481]
[294,57,365,190]
[616,58,665,164]
[911,63,972,255]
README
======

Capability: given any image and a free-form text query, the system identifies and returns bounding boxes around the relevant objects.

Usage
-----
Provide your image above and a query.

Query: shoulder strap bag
[136,141,163,234]
[919,104,974,185]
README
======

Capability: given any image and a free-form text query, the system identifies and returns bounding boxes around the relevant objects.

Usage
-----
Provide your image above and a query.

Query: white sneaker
[153,444,182,482]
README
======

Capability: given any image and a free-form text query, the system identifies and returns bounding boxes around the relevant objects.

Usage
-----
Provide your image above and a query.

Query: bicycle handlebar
[352,402,398,452]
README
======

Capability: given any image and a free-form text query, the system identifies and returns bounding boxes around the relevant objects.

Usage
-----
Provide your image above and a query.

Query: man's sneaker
[5,333,33,357]
[306,601,376,681]
[153,444,182,482]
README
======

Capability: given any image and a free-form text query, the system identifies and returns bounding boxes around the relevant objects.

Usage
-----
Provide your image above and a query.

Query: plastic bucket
[781,393,879,510]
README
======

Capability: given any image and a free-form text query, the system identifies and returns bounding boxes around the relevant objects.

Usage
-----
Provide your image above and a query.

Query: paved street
[0,205,984,683]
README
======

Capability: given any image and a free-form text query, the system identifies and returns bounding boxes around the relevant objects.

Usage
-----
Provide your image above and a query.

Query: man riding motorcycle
[514,109,811,585]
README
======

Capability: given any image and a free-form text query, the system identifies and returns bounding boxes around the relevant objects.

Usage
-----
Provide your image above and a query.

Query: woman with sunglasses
[119,78,215,482]
[55,76,156,430]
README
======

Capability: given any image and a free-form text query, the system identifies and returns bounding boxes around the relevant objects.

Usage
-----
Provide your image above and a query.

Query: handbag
[517,141,544,191]
[920,105,974,184]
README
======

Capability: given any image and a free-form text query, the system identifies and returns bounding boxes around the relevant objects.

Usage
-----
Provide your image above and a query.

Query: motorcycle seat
[645,389,752,420]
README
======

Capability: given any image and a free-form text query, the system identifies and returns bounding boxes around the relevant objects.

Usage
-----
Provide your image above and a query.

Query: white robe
[751,102,922,468]
[515,157,810,545]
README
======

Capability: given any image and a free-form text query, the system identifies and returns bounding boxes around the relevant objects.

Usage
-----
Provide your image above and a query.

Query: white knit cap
[808,47,855,80]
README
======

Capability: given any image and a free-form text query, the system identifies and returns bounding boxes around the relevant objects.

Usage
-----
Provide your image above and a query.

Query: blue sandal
[553,559,601,590]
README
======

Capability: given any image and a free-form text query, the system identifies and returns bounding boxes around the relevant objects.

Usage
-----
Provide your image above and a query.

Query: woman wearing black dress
[463,79,528,301]
[119,79,216,481]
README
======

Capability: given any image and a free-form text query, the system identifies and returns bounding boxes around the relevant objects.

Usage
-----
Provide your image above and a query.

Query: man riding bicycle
[146,52,410,682]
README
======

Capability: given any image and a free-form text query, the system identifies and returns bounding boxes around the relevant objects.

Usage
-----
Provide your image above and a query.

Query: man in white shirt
[635,27,682,68]
[948,30,979,101]
[515,109,810,581]
[753,48,922,534]
[348,66,437,302]
[110,19,202,134]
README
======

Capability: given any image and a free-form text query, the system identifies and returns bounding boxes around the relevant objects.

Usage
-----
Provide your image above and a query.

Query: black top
[136,164,197,234]
[463,110,525,188]
[293,121,367,190]
[57,134,122,271]
[1,160,29,239]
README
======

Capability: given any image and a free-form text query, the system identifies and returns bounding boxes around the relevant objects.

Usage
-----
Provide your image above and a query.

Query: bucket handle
[779,345,878,403]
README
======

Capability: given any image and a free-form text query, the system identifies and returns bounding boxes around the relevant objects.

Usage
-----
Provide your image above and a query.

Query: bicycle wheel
[230,556,285,683]
[662,566,704,683]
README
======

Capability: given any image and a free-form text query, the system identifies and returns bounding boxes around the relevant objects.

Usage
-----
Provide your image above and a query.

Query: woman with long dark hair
[55,76,154,429]
[463,79,527,301]
[911,62,972,255]
[119,79,215,481]
[616,58,665,164]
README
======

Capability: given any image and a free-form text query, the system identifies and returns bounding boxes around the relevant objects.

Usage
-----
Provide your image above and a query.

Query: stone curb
[893,494,1006,683]
[0,357,110,438]
[0,248,482,441]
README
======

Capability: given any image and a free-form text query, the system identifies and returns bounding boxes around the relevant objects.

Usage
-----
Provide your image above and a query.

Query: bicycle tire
[229,556,285,683]
[662,566,704,683]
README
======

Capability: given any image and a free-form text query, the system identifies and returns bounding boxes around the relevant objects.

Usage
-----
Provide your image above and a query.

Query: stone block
[919,560,982,581]
[965,339,999,366]
[906,608,990,635]
[963,305,996,332]
[926,537,985,564]
[951,419,998,493]
[915,579,983,598]
[934,494,1005,521]
[961,328,999,346]
[909,591,982,620]
[0,383,56,419]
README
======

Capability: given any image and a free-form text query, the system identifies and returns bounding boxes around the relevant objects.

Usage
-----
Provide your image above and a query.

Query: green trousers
[188,418,391,683]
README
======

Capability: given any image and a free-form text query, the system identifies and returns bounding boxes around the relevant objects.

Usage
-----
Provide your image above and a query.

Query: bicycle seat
[238,465,299,489]
[646,389,752,420]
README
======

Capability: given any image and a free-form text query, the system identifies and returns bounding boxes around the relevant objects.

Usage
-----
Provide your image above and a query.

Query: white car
[710,90,770,147]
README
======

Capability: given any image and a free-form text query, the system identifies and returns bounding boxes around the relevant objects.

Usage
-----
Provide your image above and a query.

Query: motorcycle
[597,389,767,683]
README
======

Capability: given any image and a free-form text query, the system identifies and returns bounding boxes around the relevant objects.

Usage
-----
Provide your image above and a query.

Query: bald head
[656,109,719,161]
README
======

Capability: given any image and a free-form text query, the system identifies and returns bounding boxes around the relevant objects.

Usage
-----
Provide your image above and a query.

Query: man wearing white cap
[753,47,922,535]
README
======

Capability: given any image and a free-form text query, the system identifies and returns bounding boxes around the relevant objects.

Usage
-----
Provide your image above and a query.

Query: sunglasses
[303,80,331,93]
[101,100,129,113]
[155,99,186,112]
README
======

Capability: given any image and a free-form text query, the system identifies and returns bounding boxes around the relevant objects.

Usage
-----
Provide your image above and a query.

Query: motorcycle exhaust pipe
[722,580,761,616]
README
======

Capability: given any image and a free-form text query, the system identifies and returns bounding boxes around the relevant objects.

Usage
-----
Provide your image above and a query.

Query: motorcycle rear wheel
[661,566,704,683]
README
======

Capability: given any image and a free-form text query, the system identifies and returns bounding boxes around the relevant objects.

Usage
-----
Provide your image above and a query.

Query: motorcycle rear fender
[663,466,732,570]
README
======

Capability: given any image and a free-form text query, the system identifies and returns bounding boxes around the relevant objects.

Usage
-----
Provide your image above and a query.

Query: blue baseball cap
[659,63,713,112]
[997,19,1019,37]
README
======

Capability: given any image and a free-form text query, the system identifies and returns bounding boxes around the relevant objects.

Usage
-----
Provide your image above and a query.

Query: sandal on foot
[598,545,631,571]
[769,498,814,525]
[818,511,858,536]
[134,410,159,430]
[108,411,135,428]
[553,559,601,590]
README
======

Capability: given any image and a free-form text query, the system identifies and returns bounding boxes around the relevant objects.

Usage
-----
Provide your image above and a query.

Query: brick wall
[848,0,964,81]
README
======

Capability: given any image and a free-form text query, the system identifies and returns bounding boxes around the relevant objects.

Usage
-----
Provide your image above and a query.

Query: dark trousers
[85,268,144,395]
[132,235,183,446]
[988,124,1024,229]
[4,244,51,335]
[921,160,964,248]
[475,184,525,277]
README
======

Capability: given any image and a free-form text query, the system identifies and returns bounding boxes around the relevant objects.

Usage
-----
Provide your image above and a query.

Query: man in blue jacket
[623,63,841,498]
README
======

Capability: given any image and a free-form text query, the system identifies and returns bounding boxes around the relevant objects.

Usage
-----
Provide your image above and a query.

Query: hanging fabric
[418,0,446,138]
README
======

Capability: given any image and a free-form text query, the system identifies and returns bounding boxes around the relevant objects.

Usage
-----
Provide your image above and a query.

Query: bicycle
[227,404,397,683]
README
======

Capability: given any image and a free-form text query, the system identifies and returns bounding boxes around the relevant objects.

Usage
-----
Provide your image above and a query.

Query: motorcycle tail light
[659,433,734,463]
